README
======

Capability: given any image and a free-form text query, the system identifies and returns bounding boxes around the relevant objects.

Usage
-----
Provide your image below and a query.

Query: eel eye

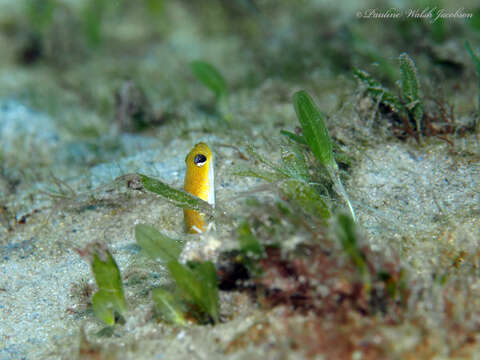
[194,154,207,167]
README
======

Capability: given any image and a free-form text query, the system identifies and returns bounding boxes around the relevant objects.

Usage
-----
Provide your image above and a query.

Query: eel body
[184,142,215,233]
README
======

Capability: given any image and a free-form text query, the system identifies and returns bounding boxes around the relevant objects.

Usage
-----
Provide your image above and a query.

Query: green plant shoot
[234,144,331,220]
[167,260,220,323]
[152,288,186,325]
[293,90,356,221]
[145,0,164,15]
[336,214,369,287]
[293,91,333,167]
[352,68,404,113]
[281,179,331,220]
[399,53,423,143]
[238,220,263,258]
[280,130,308,145]
[465,41,480,131]
[83,0,110,47]
[281,143,309,181]
[133,217,219,324]
[190,60,230,120]
[135,224,183,263]
[26,0,56,33]
[190,60,227,99]
[138,174,213,215]
[91,250,127,325]
[236,220,264,276]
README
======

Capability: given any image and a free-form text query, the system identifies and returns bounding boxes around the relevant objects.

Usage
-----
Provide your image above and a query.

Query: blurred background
[1,0,480,191]
[1,0,479,134]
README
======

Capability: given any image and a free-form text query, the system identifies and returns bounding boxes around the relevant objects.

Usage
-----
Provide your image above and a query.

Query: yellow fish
[184,142,215,233]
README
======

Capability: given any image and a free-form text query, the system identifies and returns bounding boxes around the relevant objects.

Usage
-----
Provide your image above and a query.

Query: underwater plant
[80,245,127,326]
[26,0,56,35]
[465,41,480,131]
[335,213,369,285]
[399,53,423,143]
[354,52,424,143]
[135,224,220,324]
[292,90,356,220]
[135,173,213,216]
[354,52,475,142]
[190,60,227,100]
[190,60,230,120]
[236,89,356,220]
[82,0,110,47]
[82,224,220,326]
[234,142,332,221]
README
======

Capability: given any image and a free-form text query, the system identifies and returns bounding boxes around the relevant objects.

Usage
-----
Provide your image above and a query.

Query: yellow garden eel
[184,142,215,233]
